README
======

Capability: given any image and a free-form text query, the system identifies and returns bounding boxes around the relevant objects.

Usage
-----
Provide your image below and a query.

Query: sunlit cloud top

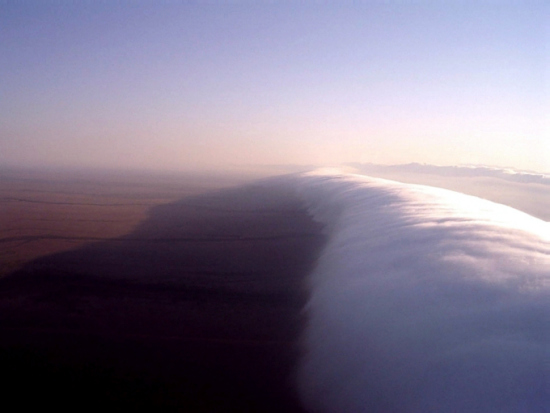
[293,171,550,411]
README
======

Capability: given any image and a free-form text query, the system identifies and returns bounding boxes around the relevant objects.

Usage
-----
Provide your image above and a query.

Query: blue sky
[1,1,548,172]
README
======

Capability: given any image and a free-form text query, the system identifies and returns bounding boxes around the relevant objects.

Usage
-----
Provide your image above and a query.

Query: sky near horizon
[1,1,548,173]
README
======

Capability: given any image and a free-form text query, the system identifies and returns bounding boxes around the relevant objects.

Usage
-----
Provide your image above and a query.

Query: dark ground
[0,176,325,411]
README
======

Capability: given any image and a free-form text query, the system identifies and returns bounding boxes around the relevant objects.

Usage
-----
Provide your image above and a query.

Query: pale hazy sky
[1,1,548,172]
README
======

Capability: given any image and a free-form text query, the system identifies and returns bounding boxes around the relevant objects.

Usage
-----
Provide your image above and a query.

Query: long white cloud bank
[293,171,550,413]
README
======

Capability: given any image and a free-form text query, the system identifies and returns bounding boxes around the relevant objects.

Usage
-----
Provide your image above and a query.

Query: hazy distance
[1,1,548,174]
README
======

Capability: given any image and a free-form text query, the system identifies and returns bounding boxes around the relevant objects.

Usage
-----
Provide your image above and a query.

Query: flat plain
[0,168,325,411]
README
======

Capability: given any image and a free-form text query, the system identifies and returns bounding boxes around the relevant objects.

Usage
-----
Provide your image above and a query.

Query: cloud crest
[294,171,550,412]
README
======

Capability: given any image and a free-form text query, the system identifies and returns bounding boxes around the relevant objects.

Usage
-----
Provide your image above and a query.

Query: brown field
[0,168,251,275]
[0,167,325,410]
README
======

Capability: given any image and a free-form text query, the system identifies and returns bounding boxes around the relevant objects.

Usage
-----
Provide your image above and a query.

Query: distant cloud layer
[350,162,550,186]
[343,163,550,222]
[292,171,550,412]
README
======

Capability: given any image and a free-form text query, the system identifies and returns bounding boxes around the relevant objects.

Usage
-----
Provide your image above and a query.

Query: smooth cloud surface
[294,171,550,413]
